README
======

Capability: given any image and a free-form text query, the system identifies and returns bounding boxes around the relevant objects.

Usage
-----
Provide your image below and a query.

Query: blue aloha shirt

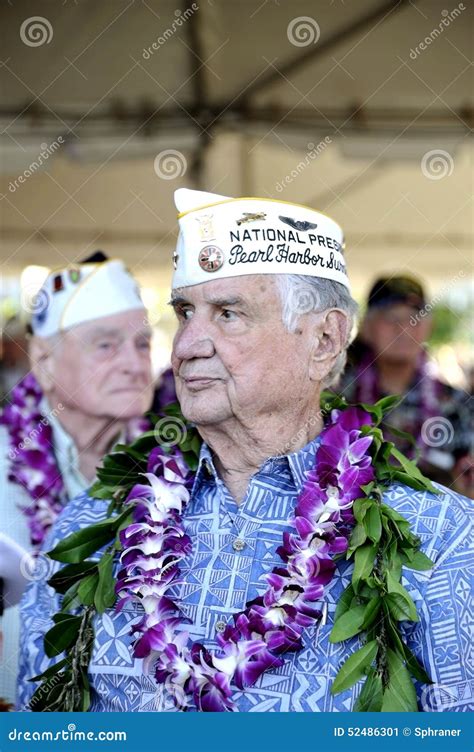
[17,436,473,712]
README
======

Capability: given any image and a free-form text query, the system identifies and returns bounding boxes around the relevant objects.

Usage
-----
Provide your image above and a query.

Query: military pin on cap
[198,245,225,272]
[68,268,81,284]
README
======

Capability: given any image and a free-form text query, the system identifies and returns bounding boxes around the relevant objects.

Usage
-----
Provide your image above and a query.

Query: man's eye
[98,342,113,350]
[137,340,151,351]
[221,309,238,321]
[177,307,193,320]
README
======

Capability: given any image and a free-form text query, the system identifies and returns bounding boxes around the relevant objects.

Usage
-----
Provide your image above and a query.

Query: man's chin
[177,393,230,426]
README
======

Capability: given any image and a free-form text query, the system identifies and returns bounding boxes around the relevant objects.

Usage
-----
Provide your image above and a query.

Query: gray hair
[276,275,358,387]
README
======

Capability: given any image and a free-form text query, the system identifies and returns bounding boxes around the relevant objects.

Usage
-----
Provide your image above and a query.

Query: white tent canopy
[1,0,472,304]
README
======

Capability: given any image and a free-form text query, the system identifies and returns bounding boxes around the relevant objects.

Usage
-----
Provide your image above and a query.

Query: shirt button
[215,620,226,633]
[232,538,246,552]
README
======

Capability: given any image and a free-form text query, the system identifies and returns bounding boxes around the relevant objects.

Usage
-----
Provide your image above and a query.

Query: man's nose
[173,317,215,361]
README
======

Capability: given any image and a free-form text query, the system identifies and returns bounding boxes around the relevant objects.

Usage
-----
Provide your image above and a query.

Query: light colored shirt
[41,398,90,501]
[17,439,473,712]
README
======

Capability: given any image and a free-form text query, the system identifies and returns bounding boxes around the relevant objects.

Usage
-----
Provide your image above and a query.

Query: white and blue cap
[172,188,349,290]
[29,258,145,338]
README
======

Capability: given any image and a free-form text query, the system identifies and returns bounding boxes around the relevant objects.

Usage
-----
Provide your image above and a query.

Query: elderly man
[17,190,472,713]
[0,254,154,704]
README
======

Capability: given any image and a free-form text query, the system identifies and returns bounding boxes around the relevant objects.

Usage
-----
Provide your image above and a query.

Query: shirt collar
[192,432,322,497]
[39,397,125,498]
[39,396,78,468]
[286,434,322,491]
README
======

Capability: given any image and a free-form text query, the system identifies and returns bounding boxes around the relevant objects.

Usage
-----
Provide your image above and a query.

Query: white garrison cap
[29,259,145,338]
[172,188,349,290]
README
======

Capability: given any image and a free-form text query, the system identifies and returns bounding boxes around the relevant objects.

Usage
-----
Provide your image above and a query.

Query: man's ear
[308,309,349,382]
[28,336,57,394]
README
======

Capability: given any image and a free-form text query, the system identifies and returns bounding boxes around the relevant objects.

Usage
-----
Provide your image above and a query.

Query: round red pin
[198,245,225,272]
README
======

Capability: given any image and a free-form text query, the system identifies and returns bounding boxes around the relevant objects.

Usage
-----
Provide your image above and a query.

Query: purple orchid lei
[115,405,375,712]
[1,373,148,548]
[1,373,65,547]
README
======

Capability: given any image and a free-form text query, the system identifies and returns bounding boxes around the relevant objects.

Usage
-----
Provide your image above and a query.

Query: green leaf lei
[29,395,437,712]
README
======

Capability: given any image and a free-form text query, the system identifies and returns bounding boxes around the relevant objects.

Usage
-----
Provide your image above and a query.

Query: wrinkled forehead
[62,308,151,341]
[171,274,279,305]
